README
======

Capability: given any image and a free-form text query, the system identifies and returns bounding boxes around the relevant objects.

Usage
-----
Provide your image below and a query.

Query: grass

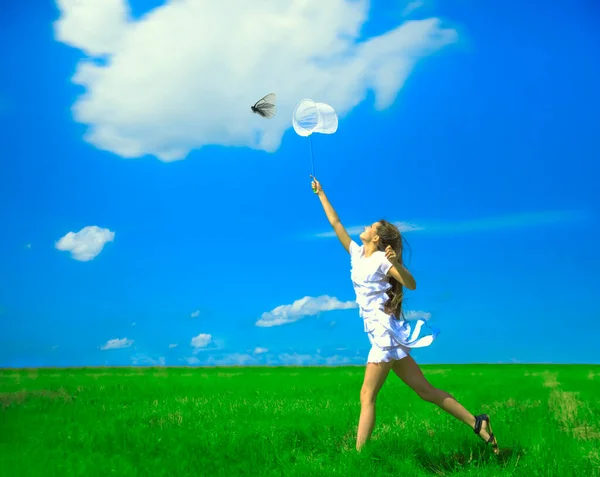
[1,364,599,476]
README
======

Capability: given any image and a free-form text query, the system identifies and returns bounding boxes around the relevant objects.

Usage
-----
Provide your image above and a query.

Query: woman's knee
[415,385,438,403]
[360,385,379,405]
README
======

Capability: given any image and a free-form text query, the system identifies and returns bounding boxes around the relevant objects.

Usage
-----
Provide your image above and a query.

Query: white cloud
[271,352,359,366]
[419,210,587,234]
[181,354,255,366]
[55,225,115,261]
[275,353,316,365]
[176,349,364,366]
[131,354,166,366]
[100,337,133,350]
[190,310,200,318]
[254,347,268,354]
[205,353,258,366]
[404,310,432,320]
[168,343,178,348]
[314,210,588,239]
[191,333,212,349]
[54,0,130,57]
[315,221,423,238]
[402,1,425,17]
[184,356,200,365]
[53,0,457,161]
[256,295,357,327]
[324,355,354,365]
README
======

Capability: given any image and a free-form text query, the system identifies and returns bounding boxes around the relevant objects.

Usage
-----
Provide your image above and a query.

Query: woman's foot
[474,414,500,455]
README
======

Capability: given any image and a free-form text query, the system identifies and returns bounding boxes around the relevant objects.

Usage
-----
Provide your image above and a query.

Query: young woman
[311,176,499,454]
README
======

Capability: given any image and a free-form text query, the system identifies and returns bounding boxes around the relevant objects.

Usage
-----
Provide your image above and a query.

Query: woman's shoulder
[349,240,364,257]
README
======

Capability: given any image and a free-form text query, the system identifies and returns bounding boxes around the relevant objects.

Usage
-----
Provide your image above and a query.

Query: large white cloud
[53,0,457,161]
[256,295,356,327]
[55,226,115,261]
[54,0,130,57]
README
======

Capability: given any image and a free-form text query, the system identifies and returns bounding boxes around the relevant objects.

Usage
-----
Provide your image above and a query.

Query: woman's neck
[363,242,378,257]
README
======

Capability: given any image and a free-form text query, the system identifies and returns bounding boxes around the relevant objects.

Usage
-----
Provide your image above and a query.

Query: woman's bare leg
[356,361,394,451]
[392,355,499,453]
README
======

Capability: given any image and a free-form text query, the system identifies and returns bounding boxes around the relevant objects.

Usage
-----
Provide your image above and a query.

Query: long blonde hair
[376,219,411,319]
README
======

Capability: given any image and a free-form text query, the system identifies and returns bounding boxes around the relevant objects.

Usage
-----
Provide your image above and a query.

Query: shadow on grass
[412,440,524,474]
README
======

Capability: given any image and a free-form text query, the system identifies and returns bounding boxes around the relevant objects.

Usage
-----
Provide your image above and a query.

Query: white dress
[348,240,438,364]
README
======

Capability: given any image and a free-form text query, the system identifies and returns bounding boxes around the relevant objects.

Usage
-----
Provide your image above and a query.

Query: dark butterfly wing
[251,93,277,119]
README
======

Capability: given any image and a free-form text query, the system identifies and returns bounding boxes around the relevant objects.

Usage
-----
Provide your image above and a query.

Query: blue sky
[1,0,599,367]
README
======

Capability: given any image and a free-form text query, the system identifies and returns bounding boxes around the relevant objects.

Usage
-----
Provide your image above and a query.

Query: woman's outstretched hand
[310,175,322,195]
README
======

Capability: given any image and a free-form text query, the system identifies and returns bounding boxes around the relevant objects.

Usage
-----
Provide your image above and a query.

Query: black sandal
[474,414,499,454]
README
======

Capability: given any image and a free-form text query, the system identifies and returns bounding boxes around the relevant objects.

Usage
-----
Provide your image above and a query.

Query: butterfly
[251,93,277,119]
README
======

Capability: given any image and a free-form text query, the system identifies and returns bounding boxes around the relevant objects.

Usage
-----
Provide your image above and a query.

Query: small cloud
[50,345,59,350]
[190,310,200,318]
[274,353,315,365]
[404,310,432,321]
[131,354,166,366]
[315,221,422,238]
[324,355,354,365]
[184,356,200,365]
[100,337,133,350]
[56,225,115,261]
[329,321,336,327]
[402,1,425,17]
[131,322,136,327]
[168,343,178,349]
[269,352,359,366]
[205,353,258,366]
[314,210,587,239]
[25,243,31,249]
[256,295,357,328]
[422,210,587,235]
[191,333,212,349]
[254,347,268,354]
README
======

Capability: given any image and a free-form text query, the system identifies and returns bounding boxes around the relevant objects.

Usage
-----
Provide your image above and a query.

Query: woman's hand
[310,175,322,195]
[385,245,398,263]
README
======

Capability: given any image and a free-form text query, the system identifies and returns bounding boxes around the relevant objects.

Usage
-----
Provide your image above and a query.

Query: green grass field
[1,365,599,476]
